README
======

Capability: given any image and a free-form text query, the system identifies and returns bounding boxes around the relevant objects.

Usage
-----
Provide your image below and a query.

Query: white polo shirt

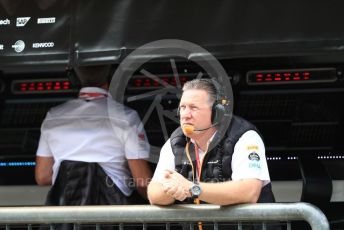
[152,130,270,186]
[36,87,150,196]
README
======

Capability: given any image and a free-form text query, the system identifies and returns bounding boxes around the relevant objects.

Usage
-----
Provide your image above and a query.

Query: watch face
[190,184,202,197]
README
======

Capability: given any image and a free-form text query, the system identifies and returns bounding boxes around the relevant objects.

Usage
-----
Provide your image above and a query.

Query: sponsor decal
[0,44,3,50]
[32,42,55,48]
[248,152,261,169]
[248,152,260,161]
[138,132,148,148]
[249,162,261,169]
[138,132,145,141]
[0,19,10,25]
[12,40,25,53]
[37,17,56,24]
[247,145,258,151]
[16,17,31,27]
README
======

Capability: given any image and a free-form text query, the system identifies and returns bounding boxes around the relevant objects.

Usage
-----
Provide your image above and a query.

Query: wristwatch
[189,182,202,199]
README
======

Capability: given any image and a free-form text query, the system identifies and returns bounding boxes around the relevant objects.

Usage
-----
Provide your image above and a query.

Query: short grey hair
[74,65,111,87]
[182,78,217,106]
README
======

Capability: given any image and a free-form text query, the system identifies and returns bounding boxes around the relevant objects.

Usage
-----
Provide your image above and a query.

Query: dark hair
[74,65,111,87]
[182,78,217,105]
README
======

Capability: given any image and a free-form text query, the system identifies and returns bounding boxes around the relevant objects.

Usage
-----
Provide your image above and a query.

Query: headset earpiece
[211,99,228,125]
[210,79,230,125]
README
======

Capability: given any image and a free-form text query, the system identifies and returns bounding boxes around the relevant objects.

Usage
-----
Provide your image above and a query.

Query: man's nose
[180,107,192,118]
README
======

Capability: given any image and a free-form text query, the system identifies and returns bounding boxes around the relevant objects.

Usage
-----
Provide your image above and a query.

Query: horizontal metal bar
[0,203,329,230]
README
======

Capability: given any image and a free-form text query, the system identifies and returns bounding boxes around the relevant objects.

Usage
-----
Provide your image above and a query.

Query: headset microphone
[182,123,218,135]
[194,123,218,131]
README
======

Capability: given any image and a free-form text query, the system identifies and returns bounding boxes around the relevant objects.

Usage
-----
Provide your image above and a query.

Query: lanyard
[185,142,203,230]
[194,144,203,230]
[185,142,206,184]
[194,145,202,180]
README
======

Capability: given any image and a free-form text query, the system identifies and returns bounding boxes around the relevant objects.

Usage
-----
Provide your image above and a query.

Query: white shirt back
[36,87,150,196]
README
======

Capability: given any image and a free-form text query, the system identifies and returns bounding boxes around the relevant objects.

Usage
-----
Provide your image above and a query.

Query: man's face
[179,89,212,138]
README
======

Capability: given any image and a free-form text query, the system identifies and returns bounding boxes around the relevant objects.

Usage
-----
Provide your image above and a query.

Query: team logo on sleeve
[248,152,261,169]
[138,132,147,148]
[138,132,146,142]
[248,152,260,161]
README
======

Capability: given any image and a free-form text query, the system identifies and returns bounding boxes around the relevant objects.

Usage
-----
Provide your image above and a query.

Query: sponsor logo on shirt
[32,42,55,48]
[16,17,30,27]
[37,17,56,24]
[207,160,219,164]
[248,152,260,161]
[247,145,258,151]
[248,152,261,169]
[249,162,261,169]
[12,40,25,53]
[138,132,145,141]
[0,18,10,26]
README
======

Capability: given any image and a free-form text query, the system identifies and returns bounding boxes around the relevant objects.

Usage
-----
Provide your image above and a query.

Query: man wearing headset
[147,78,275,205]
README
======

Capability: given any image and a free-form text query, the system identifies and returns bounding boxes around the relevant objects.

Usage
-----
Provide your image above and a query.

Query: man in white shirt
[35,65,152,203]
[148,78,274,205]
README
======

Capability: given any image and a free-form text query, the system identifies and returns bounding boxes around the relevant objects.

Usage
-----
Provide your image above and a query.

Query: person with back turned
[35,65,152,206]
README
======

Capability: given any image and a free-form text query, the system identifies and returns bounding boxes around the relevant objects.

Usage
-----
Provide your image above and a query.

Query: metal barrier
[0,203,329,230]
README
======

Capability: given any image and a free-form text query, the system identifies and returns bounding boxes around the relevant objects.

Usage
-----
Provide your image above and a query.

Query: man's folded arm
[147,180,175,205]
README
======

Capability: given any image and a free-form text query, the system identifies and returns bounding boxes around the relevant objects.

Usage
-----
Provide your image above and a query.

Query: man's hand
[128,159,152,200]
[161,170,192,201]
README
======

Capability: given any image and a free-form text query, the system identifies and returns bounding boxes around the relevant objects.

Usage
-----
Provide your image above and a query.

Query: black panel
[1,0,344,68]
[0,0,71,68]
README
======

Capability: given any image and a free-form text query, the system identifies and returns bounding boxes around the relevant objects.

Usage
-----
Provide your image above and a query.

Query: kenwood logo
[12,40,25,53]
[0,44,4,50]
[0,19,10,25]
[37,17,56,24]
[32,42,54,48]
[16,17,30,27]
